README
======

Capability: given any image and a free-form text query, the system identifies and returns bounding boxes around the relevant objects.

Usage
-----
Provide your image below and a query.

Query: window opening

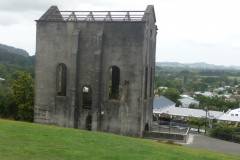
[144,67,148,99]
[82,86,92,110]
[56,63,67,96]
[109,66,120,100]
[149,67,153,97]
[144,123,149,131]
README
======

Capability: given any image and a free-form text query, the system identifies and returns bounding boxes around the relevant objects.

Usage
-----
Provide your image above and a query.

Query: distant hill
[0,48,34,67]
[0,43,29,57]
[156,62,240,70]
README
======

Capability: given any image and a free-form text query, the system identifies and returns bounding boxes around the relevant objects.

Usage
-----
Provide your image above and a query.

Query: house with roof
[230,95,240,99]
[154,96,223,120]
[153,96,175,111]
[154,106,223,119]
[178,96,199,108]
[194,91,214,97]
[0,78,5,83]
[216,108,240,122]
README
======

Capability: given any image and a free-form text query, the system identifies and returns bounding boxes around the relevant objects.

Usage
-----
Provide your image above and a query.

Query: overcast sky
[0,0,240,66]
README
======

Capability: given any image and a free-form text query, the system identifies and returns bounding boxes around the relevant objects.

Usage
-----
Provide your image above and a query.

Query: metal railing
[51,11,145,21]
[148,124,190,142]
[152,125,189,134]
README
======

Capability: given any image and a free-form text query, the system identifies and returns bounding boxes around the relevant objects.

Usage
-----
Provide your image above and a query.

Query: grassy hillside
[0,119,239,160]
[0,48,35,67]
[0,43,29,57]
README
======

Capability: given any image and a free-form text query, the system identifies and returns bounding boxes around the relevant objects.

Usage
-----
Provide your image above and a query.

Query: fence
[143,125,190,143]
[152,125,189,135]
[217,132,240,143]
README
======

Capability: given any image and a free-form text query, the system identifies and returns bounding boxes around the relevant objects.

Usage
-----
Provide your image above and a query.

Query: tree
[0,84,18,119]
[188,103,198,109]
[11,71,34,121]
[164,88,182,106]
[188,117,207,133]
[218,91,224,95]
[209,121,236,138]
[208,106,218,111]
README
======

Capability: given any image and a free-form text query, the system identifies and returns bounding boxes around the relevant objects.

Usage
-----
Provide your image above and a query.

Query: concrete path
[181,134,240,156]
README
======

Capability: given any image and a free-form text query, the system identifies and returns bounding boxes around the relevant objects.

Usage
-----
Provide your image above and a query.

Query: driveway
[181,134,240,156]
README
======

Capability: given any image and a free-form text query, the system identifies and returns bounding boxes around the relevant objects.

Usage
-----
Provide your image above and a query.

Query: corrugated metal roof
[153,96,175,109]
[217,114,240,122]
[154,105,223,119]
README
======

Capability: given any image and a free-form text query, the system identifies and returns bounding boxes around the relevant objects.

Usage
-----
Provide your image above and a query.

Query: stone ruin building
[34,5,157,137]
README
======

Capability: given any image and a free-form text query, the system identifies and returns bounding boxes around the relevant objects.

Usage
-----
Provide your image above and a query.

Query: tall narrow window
[82,86,92,110]
[56,63,67,96]
[109,66,120,100]
[144,67,148,99]
[149,67,153,97]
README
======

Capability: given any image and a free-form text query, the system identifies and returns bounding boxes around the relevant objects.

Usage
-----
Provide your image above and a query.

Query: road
[181,134,240,156]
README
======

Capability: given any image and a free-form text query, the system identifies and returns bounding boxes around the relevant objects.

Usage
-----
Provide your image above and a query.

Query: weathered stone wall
[34,5,157,137]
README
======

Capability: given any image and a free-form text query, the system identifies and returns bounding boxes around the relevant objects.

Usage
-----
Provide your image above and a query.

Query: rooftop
[154,105,223,119]
[38,6,156,22]
[153,96,176,110]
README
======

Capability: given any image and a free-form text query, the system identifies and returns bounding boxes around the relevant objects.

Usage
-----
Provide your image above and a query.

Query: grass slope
[0,119,239,160]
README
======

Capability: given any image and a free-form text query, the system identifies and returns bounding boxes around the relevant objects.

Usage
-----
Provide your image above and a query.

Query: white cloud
[0,0,50,11]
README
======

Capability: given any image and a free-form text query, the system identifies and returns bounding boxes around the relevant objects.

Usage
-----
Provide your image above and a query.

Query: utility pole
[204,107,208,134]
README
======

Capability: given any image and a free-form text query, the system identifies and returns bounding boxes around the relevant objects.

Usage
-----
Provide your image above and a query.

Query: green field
[196,75,240,80]
[0,119,239,160]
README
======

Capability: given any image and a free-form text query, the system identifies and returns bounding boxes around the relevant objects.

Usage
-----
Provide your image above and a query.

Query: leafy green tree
[208,106,218,111]
[209,122,236,138]
[218,91,224,95]
[227,88,233,94]
[164,88,182,106]
[0,84,18,119]
[0,64,7,78]
[11,71,34,121]
[188,117,207,133]
[188,103,198,109]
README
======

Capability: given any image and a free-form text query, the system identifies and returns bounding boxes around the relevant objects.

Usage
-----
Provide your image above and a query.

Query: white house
[215,108,240,122]
[178,97,199,108]
[194,91,213,97]
[0,78,5,82]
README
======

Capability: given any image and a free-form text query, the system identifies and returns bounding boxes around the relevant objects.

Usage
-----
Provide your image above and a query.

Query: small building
[213,108,240,123]
[0,78,5,83]
[178,97,199,108]
[218,87,226,91]
[230,95,240,99]
[225,108,240,117]
[153,96,176,111]
[216,115,240,123]
[158,86,168,90]
[194,91,213,97]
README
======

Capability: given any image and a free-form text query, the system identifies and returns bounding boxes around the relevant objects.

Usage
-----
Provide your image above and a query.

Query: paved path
[181,134,240,156]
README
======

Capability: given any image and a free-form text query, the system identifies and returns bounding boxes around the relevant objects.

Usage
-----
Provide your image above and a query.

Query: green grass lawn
[0,119,239,160]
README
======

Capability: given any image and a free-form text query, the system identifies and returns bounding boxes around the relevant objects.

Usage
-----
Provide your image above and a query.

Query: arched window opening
[85,115,92,131]
[149,67,153,97]
[144,123,149,131]
[109,66,120,100]
[82,86,92,110]
[144,67,148,100]
[56,63,67,96]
